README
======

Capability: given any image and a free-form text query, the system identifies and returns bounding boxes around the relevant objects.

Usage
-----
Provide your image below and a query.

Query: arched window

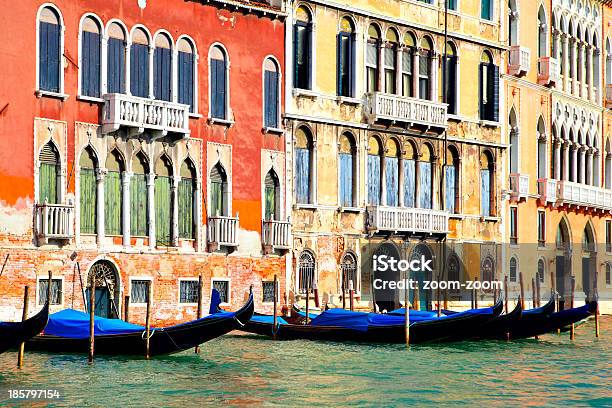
[210,45,228,120]
[444,146,459,213]
[79,147,98,234]
[444,42,458,115]
[550,126,557,179]
[298,250,316,294]
[210,162,228,217]
[80,16,101,98]
[538,258,545,284]
[87,260,120,318]
[537,117,547,179]
[480,151,494,216]
[481,0,493,20]
[418,144,433,209]
[606,263,611,286]
[130,27,150,98]
[509,108,519,174]
[131,152,148,237]
[509,256,517,282]
[177,38,196,112]
[179,159,197,239]
[264,169,280,221]
[107,22,126,94]
[592,33,600,98]
[39,142,60,204]
[606,39,612,87]
[479,51,499,122]
[153,33,172,101]
[105,150,124,236]
[338,133,356,207]
[155,155,173,246]
[582,223,595,252]
[556,219,570,250]
[403,142,416,208]
[605,138,612,189]
[367,136,382,205]
[419,37,433,100]
[294,6,312,90]
[568,20,575,81]
[537,6,547,59]
[384,29,399,94]
[264,58,280,129]
[385,139,400,206]
[569,130,576,182]
[337,17,354,97]
[340,251,358,293]
[295,127,313,204]
[402,33,416,98]
[366,24,381,93]
[481,256,495,289]
[447,255,460,294]
[38,6,62,93]
[508,0,518,47]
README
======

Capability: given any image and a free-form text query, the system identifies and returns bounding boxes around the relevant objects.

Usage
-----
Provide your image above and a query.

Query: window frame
[152,30,175,103]
[297,250,316,294]
[480,0,493,21]
[262,280,279,304]
[293,17,313,91]
[262,56,282,131]
[509,256,518,283]
[211,277,231,306]
[178,278,200,306]
[208,43,231,123]
[340,250,360,295]
[538,210,546,248]
[105,19,129,96]
[78,13,104,101]
[176,35,199,115]
[606,220,611,254]
[338,132,357,208]
[510,206,518,245]
[36,3,67,99]
[36,275,64,306]
[129,276,153,306]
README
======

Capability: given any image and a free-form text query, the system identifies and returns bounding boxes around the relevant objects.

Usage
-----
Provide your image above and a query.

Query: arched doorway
[555,219,571,310]
[582,223,596,302]
[87,260,121,318]
[410,243,433,311]
[372,241,401,312]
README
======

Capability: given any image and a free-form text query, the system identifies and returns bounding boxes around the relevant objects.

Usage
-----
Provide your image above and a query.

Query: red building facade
[0,0,288,325]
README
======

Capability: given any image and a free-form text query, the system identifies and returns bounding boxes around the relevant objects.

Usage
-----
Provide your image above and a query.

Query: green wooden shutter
[264,185,276,221]
[178,179,194,239]
[210,181,223,217]
[104,171,122,235]
[155,176,171,245]
[130,173,148,236]
[80,169,97,234]
[39,163,58,204]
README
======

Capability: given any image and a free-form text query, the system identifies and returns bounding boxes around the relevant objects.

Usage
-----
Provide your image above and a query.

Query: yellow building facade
[504,0,612,314]
[284,0,508,311]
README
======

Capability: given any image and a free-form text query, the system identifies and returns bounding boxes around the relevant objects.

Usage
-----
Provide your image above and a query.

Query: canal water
[0,317,610,407]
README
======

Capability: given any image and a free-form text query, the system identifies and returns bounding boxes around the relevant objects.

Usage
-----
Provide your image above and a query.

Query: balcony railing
[508,46,531,76]
[102,93,190,137]
[35,202,74,244]
[606,84,612,109]
[207,215,239,250]
[537,57,560,86]
[537,178,558,204]
[509,173,529,201]
[365,92,447,130]
[262,219,291,252]
[557,181,612,211]
[366,206,449,235]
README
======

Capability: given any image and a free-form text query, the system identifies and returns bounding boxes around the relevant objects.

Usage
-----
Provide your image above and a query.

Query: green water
[0,317,610,407]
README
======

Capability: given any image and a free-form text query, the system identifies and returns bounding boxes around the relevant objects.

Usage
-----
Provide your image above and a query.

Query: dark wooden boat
[26,294,254,356]
[0,303,50,354]
[509,300,597,340]
[471,299,523,339]
[242,299,503,344]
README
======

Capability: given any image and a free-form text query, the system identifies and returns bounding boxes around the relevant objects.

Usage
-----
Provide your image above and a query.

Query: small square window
[262,281,276,303]
[537,211,546,247]
[131,280,151,304]
[510,207,518,245]
[212,280,229,304]
[38,278,62,305]
[180,280,199,304]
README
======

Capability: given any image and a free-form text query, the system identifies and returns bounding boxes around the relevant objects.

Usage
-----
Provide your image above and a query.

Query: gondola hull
[27,296,254,357]
[509,301,597,340]
[0,304,49,354]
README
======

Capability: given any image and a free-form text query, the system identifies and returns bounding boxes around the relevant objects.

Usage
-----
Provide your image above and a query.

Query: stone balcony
[101,93,190,138]
[537,178,558,204]
[508,45,531,77]
[557,181,612,212]
[366,206,449,235]
[537,57,560,87]
[365,92,447,131]
[509,173,529,202]
[262,219,291,254]
[35,202,74,245]
[207,215,239,252]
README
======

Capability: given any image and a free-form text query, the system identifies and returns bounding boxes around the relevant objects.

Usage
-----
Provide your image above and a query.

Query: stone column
[148,45,155,99]
[172,48,179,103]
[562,35,570,92]
[101,35,108,95]
[586,148,594,186]
[95,168,107,246]
[571,38,578,95]
[195,178,202,251]
[398,153,405,207]
[125,41,132,95]
[122,171,132,247]
[377,42,384,93]
[413,50,420,99]
[554,140,562,180]
[430,54,438,102]
[380,153,387,206]
[571,145,578,182]
[587,45,594,101]
[147,173,156,248]
[579,42,587,98]
[171,175,180,247]
[579,146,586,184]
[562,142,570,181]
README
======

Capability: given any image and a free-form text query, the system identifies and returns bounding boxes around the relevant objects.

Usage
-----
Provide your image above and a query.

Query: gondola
[26,293,254,357]
[242,299,503,344]
[0,303,50,354]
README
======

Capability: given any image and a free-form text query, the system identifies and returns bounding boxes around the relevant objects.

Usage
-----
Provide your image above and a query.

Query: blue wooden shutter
[82,31,100,97]
[153,48,171,101]
[264,70,278,128]
[481,169,490,216]
[211,59,226,119]
[339,153,353,207]
[40,22,60,92]
[385,157,399,206]
[418,161,432,209]
[367,155,381,205]
[131,44,149,98]
[107,38,125,93]
[445,165,456,213]
[295,147,311,204]
[403,159,415,207]
[178,51,194,111]
[491,64,500,122]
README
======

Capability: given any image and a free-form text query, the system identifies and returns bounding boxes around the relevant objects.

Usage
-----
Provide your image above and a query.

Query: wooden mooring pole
[404,271,409,345]
[570,276,575,341]
[273,274,278,340]
[313,282,320,309]
[550,270,557,313]
[413,285,420,311]
[532,277,539,340]
[124,295,130,323]
[536,276,541,307]
[594,271,600,338]
[304,279,310,325]
[88,271,95,364]
[342,286,346,310]
[519,272,525,310]
[17,286,29,368]
[504,275,509,314]
[145,284,152,359]
[195,275,203,354]
[349,280,354,312]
